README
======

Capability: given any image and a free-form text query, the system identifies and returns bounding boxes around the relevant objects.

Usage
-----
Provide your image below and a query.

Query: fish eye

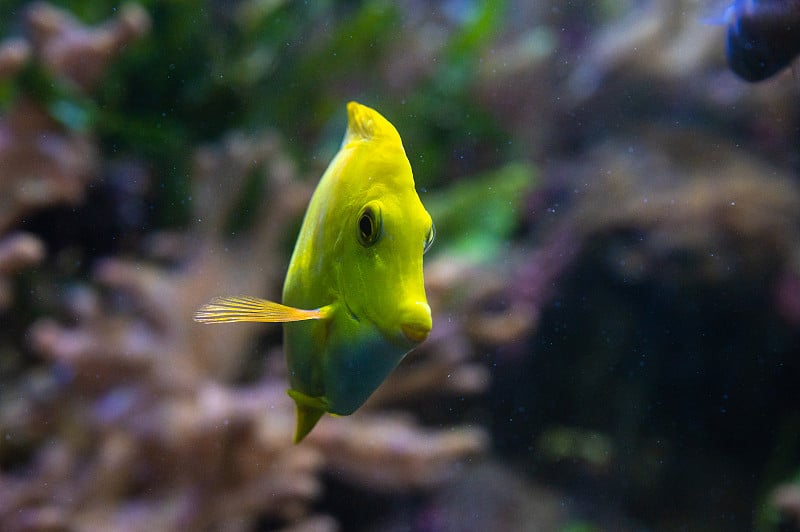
[423,222,435,254]
[357,204,382,246]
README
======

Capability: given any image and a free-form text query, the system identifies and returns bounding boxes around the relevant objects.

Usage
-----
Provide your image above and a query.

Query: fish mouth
[401,322,430,343]
[399,301,432,344]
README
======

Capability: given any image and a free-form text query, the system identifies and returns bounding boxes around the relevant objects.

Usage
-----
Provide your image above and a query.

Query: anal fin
[287,389,329,443]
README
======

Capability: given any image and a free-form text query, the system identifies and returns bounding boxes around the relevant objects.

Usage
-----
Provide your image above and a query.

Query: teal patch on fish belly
[324,327,412,415]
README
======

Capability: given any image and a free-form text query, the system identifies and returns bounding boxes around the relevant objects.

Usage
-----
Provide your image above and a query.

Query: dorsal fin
[342,101,402,147]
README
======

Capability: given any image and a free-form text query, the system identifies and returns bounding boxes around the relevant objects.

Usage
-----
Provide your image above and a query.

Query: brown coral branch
[308,412,489,492]
[0,99,98,234]
[0,38,31,80]
[0,232,45,275]
[0,232,45,309]
[772,482,800,529]
[26,2,151,91]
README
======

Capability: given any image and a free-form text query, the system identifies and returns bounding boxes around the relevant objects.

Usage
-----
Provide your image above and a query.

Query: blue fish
[726,0,800,81]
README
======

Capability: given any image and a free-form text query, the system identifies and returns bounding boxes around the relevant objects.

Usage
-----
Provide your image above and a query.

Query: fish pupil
[360,213,372,237]
[358,206,380,246]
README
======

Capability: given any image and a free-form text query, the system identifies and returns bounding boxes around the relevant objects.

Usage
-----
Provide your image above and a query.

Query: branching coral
[4,1,798,530]
[25,2,151,92]
[0,38,30,79]
[0,99,98,234]
[559,129,800,284]
[1,129,489,530]
[0,5,490,527]
[0,377,325,531]
[0,232,45,309]
[0,2,151,234]
[0,3,152,311]
[771,481,800,530]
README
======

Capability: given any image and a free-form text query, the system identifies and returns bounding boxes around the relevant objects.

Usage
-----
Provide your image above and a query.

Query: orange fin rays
[193,296,326,323]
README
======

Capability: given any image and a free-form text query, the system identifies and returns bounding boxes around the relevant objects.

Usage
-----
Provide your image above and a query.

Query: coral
[562,1,723,104]
[0,2,153,306]
[306,413,488,492]
[0,98,98,234]
[0,2,152,233]
[771,481,800,530]
[26,2,151,92]
[0,38,31,79]
[774,271,800,327]
[0,130,489,531]
[0,377,325,531]
[0,232,45,309]
[370,461,567,532]
[0,7,491,527]
[9,1,800,529]
[559,129,800,284]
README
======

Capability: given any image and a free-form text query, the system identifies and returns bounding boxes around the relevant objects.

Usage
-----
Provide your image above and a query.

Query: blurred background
[1,1,799,531]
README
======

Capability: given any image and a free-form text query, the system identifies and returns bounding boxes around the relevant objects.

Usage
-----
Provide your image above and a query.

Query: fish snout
[400,302,432,344]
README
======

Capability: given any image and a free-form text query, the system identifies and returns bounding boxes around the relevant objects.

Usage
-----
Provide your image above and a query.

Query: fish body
[194,102,434,442]
[726,0,800,81]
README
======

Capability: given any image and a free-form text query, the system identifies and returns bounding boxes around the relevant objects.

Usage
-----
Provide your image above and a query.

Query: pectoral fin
[193,296,329,323]
[287,389,330,443]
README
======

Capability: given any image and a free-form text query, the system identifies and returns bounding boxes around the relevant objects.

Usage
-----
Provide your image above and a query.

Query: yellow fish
[194,102,435,443]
